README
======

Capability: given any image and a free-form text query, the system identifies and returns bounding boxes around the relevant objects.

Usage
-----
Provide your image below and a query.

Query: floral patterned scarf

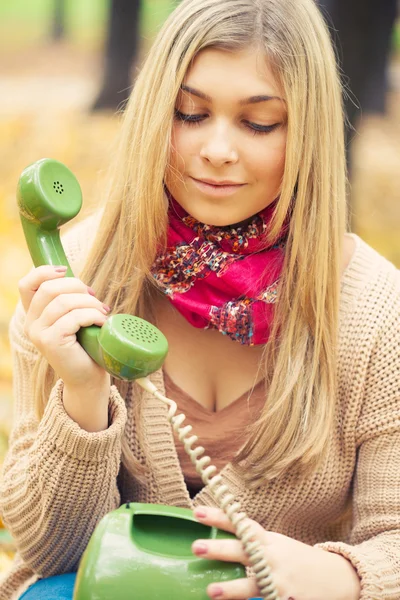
[151,197,287,345]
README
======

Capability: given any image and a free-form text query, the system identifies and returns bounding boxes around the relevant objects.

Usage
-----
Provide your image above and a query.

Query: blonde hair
[32,0,346,485]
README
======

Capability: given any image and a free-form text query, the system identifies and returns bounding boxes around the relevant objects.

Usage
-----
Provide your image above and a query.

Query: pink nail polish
[87,287,96,296]
[102,305,111,313]
[209,585,224,599]
[194,508,207,519]
[193,543,208,555]
[54,266,67,272]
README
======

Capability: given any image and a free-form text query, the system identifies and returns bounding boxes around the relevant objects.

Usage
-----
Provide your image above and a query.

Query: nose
[199,123,238,167]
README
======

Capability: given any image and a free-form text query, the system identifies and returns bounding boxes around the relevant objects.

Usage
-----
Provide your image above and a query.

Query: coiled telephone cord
[137,377,280,600]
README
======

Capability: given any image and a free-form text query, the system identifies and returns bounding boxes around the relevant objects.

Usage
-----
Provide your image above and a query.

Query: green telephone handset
[17,159,279,600]
[17,157,168,381]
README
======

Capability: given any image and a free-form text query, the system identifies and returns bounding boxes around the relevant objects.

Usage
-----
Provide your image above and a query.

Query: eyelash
[174,110,280,136]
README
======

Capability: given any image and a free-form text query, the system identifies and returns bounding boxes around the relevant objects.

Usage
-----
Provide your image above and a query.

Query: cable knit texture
[0,212,399,600]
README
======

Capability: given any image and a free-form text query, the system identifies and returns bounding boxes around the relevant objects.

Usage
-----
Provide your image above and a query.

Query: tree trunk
[318,0,397,230]
[52,0,66,41]
[92,0,142,111]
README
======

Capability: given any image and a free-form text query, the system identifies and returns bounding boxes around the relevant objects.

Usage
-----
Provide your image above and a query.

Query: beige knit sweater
[0,213,399,600]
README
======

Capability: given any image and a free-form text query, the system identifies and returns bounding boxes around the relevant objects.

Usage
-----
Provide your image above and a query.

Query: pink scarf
[151,197,287,345]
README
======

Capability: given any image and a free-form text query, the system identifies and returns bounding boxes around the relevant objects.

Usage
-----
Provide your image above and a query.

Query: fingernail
[87,287,96,296]
[209,585,224,599]
[102,304,111,313]
[193,542,208,556]
[54,266,67,272]
[194,508,207,519]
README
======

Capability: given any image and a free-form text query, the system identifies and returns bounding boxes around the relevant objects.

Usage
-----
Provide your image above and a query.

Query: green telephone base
[73,503,245,600]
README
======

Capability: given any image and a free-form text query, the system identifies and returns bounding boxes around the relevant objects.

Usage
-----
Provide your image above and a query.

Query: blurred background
[0,0,399,568]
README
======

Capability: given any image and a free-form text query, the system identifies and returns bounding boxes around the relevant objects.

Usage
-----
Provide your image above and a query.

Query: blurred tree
[319,0,398,150]
[319,0,398,229]
[52,0,66,41]
[91,0,142,111]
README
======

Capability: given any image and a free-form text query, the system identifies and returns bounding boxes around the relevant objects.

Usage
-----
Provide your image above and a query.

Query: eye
[174,110,281,136]
[174,110,207,126]
[244,122,281,136]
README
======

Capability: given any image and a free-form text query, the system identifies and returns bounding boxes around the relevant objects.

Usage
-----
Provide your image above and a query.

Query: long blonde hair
[32,0,346,486]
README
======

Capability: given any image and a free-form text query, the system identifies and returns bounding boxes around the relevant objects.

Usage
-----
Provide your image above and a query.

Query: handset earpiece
[17,158,168,381]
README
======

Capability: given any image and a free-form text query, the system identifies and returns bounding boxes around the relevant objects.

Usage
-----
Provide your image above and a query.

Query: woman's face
[165,46,287,226]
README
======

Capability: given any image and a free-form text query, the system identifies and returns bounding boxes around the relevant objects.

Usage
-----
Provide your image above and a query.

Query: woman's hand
[192,506,361,600]
[19,265,110,388]
[18,265,112,431]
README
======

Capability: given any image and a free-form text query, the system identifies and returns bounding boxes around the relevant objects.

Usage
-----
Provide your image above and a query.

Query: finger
[18,265,68,314]
[28,277,93,323]
[30,308,108,351]
[194,507,237,534]
[48,308,109,339]
[193,538,250,566]
[194,507,265,539]
[206,577,259,600]
[39,293,110,328]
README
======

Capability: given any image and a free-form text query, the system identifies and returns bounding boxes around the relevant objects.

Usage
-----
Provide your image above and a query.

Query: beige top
[164,370,266,497]
[0,212,399,600]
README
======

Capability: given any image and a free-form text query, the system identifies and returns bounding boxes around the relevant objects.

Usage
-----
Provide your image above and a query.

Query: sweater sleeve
[0,211,129,578]
[0,300,128,577]
[316,300,400,600]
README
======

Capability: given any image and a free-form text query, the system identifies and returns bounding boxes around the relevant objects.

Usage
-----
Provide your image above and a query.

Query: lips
[192,177,244,186]
[189,177,246,197]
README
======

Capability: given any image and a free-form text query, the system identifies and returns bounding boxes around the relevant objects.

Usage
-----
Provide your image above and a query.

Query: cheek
[252,135,286,186]
[168,126,196,174]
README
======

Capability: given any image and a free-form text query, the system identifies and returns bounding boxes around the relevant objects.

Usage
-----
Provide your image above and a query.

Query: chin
[179,203,255,228]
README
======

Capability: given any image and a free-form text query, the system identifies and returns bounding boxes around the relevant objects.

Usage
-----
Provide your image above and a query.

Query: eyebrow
[180,84,283,105]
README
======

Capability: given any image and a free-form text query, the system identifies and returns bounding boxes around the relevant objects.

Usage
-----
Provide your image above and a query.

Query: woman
[1,0,399,599]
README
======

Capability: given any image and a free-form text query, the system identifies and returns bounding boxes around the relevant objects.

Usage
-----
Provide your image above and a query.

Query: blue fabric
[18,574,263,600]
[19,573,76,600]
